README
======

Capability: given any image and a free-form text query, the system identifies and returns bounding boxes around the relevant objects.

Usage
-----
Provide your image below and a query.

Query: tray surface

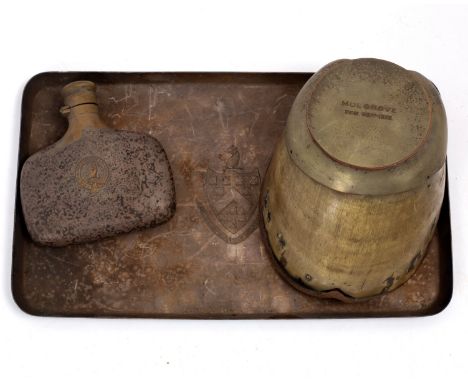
[12,72,452,318]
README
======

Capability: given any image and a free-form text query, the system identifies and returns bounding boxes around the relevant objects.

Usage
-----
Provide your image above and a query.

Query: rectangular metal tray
[12,72,453,318]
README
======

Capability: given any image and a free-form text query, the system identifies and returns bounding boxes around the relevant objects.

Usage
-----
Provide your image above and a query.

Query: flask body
[20,81,175,246]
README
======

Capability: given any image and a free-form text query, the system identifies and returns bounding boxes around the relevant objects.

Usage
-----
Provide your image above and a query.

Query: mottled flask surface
[20,81,175,246]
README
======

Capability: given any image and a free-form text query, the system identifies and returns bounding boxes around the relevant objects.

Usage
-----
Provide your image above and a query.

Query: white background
[1,1,467,381]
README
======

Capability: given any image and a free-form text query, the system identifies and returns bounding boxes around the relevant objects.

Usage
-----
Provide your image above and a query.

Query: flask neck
[58,80,107,145]
[60,103,107,145]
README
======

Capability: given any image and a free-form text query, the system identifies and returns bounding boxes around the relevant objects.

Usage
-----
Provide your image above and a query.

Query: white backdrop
[1,1,467,381]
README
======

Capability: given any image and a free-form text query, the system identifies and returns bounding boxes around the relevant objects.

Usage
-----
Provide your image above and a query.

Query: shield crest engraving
[198,146,261,244]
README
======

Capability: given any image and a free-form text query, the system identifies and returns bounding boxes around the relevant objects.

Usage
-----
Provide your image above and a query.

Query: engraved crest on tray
[198,145,260,244]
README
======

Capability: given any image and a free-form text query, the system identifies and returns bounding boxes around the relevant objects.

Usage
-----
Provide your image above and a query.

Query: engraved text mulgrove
[341,100,397,121]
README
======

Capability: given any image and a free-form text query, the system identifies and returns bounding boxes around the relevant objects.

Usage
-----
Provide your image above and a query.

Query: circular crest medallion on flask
[75,156,109,192]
